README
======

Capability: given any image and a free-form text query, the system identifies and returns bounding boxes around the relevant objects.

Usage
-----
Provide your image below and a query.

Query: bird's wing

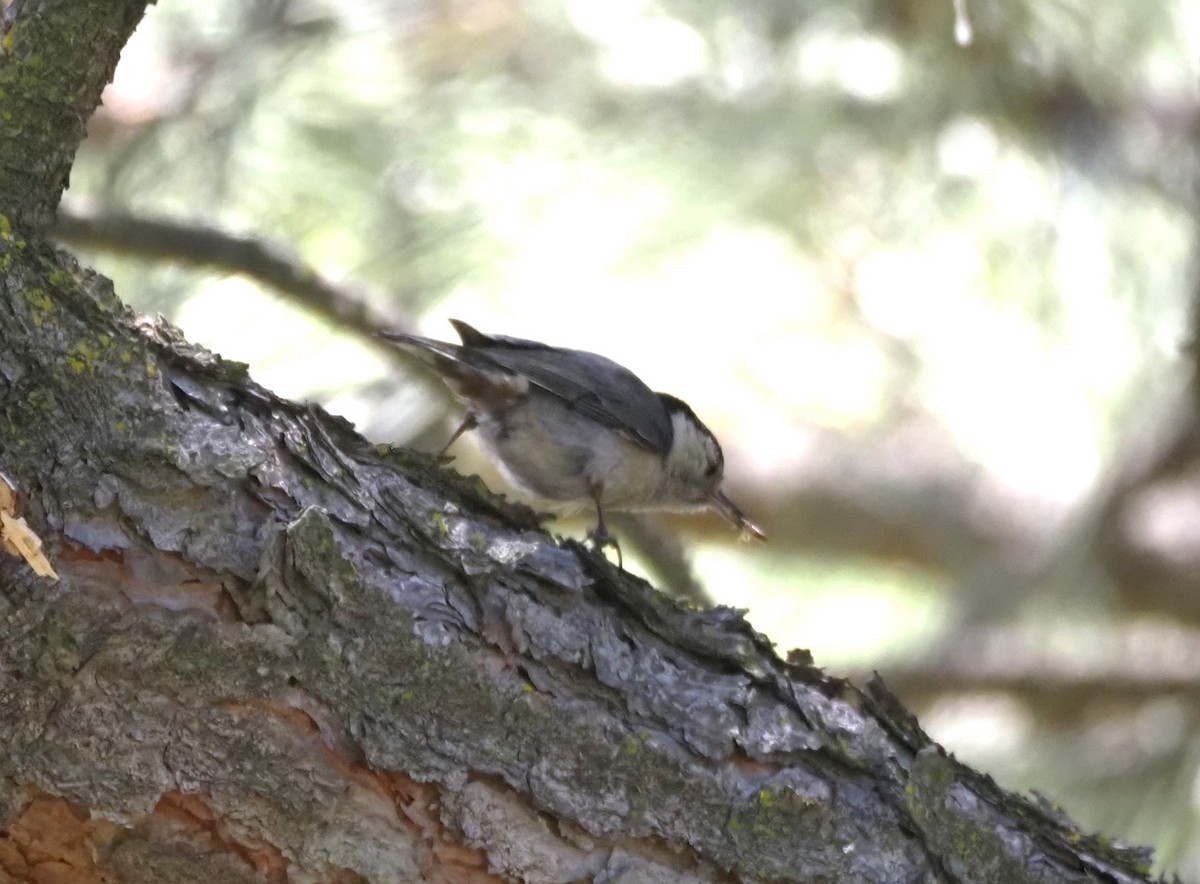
[449,321,674,454]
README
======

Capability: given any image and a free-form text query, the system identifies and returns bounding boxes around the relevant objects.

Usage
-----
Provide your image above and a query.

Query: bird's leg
[586,487,623,568]
[439,411,478,458]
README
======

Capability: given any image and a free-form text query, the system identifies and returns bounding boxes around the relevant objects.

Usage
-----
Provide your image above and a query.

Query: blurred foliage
[63,0,1200,875]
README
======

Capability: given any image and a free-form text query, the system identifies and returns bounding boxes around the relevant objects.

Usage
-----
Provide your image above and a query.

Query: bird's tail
[378,329,461,359]
[378,327,526,404]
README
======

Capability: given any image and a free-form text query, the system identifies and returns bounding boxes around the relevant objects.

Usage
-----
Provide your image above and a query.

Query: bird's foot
[586,524,623,569]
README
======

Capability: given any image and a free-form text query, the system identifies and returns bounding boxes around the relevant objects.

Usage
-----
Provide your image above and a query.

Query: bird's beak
[708,489,766,542]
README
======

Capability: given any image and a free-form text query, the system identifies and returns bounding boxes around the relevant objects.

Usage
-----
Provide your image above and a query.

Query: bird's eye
[705,462,719,478]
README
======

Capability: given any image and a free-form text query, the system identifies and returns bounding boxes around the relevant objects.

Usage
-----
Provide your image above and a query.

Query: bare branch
[54,203,411,338]
[862,621,1200,721]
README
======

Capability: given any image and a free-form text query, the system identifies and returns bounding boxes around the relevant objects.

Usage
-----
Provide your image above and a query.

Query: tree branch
[0,0,1175,878]
[54,203,408,339]
[861,621,1200,721]
[0,215,1162,883]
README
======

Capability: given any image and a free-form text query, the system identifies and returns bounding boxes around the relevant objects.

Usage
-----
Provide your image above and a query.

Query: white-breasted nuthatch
[381,319,765,563]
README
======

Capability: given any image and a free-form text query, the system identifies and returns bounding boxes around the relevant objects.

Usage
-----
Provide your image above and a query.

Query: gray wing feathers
[473,345,674,453]
[449,320,672,452]
[382,322,675,454]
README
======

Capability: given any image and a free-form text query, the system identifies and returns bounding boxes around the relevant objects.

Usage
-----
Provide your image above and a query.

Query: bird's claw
[587,524,623,569]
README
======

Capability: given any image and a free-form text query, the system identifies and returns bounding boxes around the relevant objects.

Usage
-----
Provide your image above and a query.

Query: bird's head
[658,394,765,541]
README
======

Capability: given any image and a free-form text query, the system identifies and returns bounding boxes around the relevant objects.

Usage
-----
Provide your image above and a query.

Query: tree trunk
[0,1,1164,882]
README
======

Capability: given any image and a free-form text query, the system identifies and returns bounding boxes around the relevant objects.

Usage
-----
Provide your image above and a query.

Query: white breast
[473,394,674,512]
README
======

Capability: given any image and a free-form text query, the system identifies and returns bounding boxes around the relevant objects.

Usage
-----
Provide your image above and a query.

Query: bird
[380,319,765,565]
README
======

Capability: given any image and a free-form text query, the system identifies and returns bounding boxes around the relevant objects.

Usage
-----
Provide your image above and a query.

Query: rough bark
[0,251,1165,882]
[0,0,148,234]
[0,0,1169,882]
